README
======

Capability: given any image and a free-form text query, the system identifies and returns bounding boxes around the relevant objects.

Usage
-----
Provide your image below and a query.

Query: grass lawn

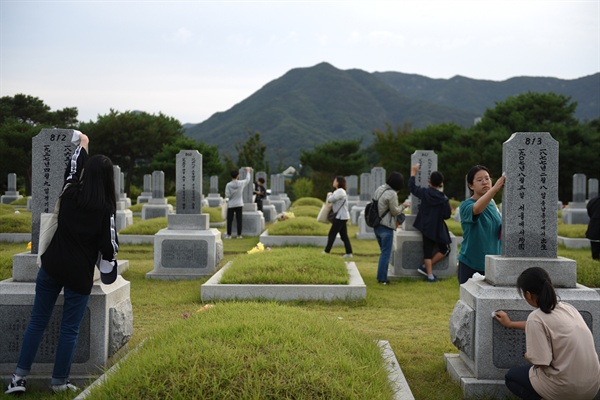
[1,203,598,399]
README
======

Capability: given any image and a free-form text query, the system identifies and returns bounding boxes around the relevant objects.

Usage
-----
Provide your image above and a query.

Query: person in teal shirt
[458,165,505,284]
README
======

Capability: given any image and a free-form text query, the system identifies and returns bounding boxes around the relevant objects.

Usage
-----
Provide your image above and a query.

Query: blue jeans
[375,225,394,282]
[15,267,90,385]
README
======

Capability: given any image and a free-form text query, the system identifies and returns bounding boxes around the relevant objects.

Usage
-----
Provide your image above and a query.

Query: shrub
[292,178,314,201]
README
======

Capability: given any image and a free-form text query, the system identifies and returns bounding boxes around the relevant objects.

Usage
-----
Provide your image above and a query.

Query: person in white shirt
[224,167,251,239]
[323,176,353,258]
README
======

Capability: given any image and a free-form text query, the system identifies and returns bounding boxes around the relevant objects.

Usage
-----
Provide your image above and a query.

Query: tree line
[1,92,598,203]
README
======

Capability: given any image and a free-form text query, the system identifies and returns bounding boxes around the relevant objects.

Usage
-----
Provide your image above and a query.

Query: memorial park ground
[0,201,598,399]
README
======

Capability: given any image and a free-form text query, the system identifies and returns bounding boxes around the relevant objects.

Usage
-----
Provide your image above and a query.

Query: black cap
[99,259,118,285]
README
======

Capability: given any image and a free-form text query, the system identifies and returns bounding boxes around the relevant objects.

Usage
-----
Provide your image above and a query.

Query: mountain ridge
[185,62,599,168]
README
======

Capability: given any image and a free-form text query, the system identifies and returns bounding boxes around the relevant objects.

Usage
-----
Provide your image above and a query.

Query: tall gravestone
[1,173,23,204]
[345,175,360,225]
[351,173,371,226]
[589,178,599,200]
[266,174,286,213]
[1,128,132,388]
[206,175,225,210]
[446,132,600,399]
[562,173,590,224]
[389,150,458,279]
[119,172,132,208]
[147,150,223,279]
[357,168,387,239]
[229,167,265,236]
[141,170,173,220]
[350,173,370,226]
[136,174,152,204]
[113,166,133,231]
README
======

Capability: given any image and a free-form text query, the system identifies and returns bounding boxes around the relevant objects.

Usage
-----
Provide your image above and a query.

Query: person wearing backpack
[408,164,452,283]
[372,171,409,285]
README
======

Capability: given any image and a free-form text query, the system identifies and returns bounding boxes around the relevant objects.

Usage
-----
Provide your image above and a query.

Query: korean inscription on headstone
[502,132,558,257]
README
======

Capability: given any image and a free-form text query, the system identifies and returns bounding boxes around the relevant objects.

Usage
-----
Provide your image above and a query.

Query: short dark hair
[258,177,265,184]
[230,170,239,179]
[430,171,444,187]
[386,171,404,191]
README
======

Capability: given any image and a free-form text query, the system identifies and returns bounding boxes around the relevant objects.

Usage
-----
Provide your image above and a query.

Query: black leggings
[505,365,541,400]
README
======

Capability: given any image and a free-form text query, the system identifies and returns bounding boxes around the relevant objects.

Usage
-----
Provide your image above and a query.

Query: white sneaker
[5,374,26,395]
[51,381,79,394]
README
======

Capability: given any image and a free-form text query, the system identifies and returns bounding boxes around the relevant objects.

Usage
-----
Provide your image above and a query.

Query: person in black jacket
[586,195,600,260]
[254,177,266,212]
[408,164,452,283]
[6,133,119,396]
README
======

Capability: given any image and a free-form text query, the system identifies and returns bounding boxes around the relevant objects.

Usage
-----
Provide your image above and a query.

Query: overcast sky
[1,0,598,125]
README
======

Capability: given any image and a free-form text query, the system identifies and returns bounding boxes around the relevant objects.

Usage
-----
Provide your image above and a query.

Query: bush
[292,178,313,201]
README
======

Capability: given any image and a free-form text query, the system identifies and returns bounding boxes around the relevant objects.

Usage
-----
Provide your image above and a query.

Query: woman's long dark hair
[77,155,117,213]
[516,267,558,313]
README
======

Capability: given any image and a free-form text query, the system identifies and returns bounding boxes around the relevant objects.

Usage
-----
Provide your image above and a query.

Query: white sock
[428,274,434,279]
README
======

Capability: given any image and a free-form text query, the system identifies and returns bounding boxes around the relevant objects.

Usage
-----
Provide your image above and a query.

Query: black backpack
[364,189,391,227]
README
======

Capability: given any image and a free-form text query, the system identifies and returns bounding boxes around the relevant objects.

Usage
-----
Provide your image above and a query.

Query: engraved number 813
[525,137,542,145]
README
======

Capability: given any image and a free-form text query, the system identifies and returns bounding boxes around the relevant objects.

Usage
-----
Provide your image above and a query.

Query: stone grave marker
[589,178,599,200]
[501,133,558,258]
[562,173,590,224]
[446,132,599,399]
[1,173,23,204]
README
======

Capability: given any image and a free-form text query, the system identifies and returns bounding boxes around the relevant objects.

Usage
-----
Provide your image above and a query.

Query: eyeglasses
[474,176,491,184]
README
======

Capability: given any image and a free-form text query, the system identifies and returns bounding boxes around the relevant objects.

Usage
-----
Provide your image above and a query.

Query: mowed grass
[220,247,349,284]
[1,200,599,399]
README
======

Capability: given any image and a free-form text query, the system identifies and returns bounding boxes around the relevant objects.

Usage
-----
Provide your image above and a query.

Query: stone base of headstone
[115,209,133,232]
[0,277,132,385]
[136,192,152,204]
[356,209,375,239]
[351,204,366,226]
[11,252,130,283]
[271,194,291,209]
[261,204,277,223]
[562,203,590,224]
[206,193,224,208]
[120,196,131,209]
[1,192,23,204]
[265,199,285,214]
[389,230,458,279]
[230,204,265,237]
[146,227,224,280]
[446,272,600,399]
[141,203,174,220]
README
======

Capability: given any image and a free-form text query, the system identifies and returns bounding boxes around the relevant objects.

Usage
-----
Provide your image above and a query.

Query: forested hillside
[186,62,599,169]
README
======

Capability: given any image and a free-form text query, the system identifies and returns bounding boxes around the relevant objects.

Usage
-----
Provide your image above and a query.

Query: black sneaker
[51,380,79,394]
[5,374,26,395]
